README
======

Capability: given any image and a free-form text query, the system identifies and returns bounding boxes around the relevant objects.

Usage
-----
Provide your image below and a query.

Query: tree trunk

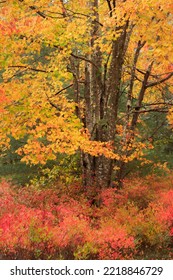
[116,62,154,186]
[80,1,129,188]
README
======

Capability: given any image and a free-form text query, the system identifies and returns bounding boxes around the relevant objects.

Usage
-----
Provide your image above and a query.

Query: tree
[0,0,173,188]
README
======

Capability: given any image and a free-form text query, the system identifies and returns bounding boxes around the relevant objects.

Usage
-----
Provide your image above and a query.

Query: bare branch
[8,65,53,73]
[71,53,99,70]
[54,84,73,96]
[65,8,103,26]
[45,93,60,110]
[106,0,112,16]
[149,71,173,78]
[142,101,173,107]
[136,67,173,84]
[29,6,46,19]
[134,108,168,114]
[128,40,146,101]
[134,74,143,82]
[146,72,173,88]
[130,61,154,130]
[136,68,146,75]
[144,120,166,143]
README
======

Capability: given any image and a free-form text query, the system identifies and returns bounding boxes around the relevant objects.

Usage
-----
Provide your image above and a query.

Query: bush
[0,175,173,259]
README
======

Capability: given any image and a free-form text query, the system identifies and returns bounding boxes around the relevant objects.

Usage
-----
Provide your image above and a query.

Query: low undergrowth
[1,174,173,259]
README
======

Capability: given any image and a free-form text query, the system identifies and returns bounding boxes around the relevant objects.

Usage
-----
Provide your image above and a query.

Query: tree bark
[80,1,129,188]
[116,62,154,185]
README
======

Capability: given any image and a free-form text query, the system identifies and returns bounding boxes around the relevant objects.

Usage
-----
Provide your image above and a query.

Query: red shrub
[1,176,173,260]
[89,226,135,260]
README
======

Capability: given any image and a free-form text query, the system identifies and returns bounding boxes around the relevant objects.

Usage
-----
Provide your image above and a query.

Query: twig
[54,84,73,96]
[8,65,53,73]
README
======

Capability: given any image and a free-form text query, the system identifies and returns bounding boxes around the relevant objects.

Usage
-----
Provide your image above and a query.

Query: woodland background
[0,0,173,260]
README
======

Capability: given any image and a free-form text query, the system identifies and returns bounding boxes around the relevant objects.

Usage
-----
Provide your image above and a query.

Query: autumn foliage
[0,0,173,187]
[0,175,173,260]
[0,0,173,261]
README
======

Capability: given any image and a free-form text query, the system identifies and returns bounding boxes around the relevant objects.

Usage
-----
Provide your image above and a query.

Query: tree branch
[54,84,73,96]
[136,67,173,87]
[71,53,99,70]
[65,8,103,26]
[106,0,113,17]
[29,6,46,19]
[45,93,60,111]
[106,0,112,11]
[130,61,154,130]
[134,108,168,114]
[128,40,146,102]
[142,101,173,107]
[146,72,173,88]
[8,65,53,73]
[136,68,146,75]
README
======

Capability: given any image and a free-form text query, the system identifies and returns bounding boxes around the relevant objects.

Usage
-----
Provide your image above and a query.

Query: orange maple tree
[0,0,173,187]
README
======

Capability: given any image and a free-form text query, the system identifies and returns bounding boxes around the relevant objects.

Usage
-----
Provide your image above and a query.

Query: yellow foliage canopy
[0,0,172,165]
